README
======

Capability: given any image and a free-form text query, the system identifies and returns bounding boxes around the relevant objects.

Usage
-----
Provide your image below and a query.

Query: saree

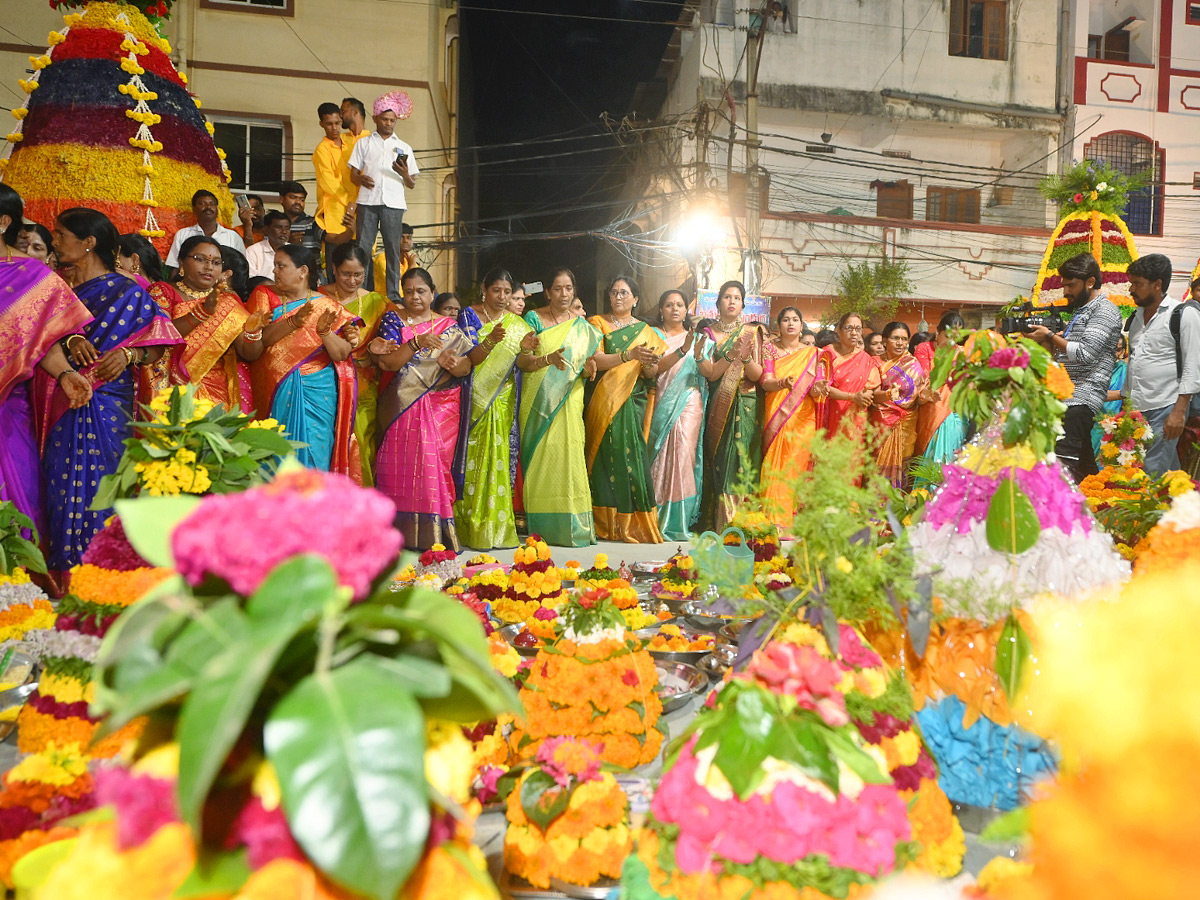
[584,318,667,543]
[698,322,765,532]
[38,273,181,570]
[375,312,474,551]
[0,259,92,538]
[869,353,928,489]
[250,293,360,477]
[146,282,251,412]
[761,345,822,530]
[1091,359,1127,459]
[913,342,966,466]
[819,346,881,439]
[519,312,603,547]
[648,331,710,541]
[453,307,531,550]
[321,287,389,486]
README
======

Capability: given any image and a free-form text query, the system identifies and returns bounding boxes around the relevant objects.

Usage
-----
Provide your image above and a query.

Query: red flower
[621,669,640,687]
[1072,192,1084,203]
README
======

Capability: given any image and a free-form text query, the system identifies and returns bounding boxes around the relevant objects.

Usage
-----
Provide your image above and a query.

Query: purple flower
[987,347,1030,370]
[172,470,402,599]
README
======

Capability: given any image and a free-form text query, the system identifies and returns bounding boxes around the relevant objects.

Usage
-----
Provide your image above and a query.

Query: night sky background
[458,0,684,307]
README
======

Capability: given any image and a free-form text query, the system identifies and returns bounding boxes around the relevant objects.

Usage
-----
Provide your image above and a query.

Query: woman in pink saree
[868,321,928,489]
[369,267,474,551]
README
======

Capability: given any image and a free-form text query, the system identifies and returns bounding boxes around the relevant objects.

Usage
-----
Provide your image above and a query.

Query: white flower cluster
[1160,489,1200,533]
[563,623,625,645]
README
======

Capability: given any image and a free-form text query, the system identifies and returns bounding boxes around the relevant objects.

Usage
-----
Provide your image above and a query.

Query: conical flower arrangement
[0,1,234,252]
[1030,160,1140,310]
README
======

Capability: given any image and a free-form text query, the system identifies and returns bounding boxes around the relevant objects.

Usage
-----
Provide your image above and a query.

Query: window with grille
[875,181,914,219]
[949,0,1008,60]
[926,186,981,224]
[1083,132,1164,236]
[211,118,286,193]
[1189,2,1200,24]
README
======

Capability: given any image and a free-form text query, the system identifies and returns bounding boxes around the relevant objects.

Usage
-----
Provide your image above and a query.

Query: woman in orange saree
[760,307,824,530]
[869,321,929,489]
[146,234,262,412]
[818,313,880,440]
[249,245,361,476]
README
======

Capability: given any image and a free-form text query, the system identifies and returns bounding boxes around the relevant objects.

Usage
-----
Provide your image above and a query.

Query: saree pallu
[584,318,667,543]
[761,346,822,530]
[37,274,181,570]
[649,331,710,541]
[1091,359,1127,460]
[453,308,531,550]
[146,282,251,412]
[519,313,603,547]
[0,260,92,538]
[252,295,360,477]
[698,323,765,532]
[376,312,473,551]
[913,343,965,467]
[819,346,880,439]
[322,288,389,486]
[869,354,928,490]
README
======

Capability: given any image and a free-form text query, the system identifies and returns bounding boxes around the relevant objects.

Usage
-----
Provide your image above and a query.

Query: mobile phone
[396,150,409,166]
[235,194,249,210]
[525,281,544,295]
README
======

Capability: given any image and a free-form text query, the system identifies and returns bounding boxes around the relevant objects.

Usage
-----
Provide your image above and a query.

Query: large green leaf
[712,688,774,799]
[114,496,202,568]
[1001,403,1031,447]
[822,727,889,785]
[265,657,430,900]
[245,555,338,628]
[519,769,571,832]
[995,612,1033,701]
[764,717,840,792]
[985,478,1041,555]
[171,849,251,898]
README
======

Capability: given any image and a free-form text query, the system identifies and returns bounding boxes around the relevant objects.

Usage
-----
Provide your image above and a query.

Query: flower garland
[651,551,698,601]
[1095,405,1153,466]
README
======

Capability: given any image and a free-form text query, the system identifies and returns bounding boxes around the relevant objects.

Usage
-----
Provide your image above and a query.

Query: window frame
[925,186,981,224]
[1188,1,1200,25]
[1083,130,1165,237]
[198,0,294,18]
[874,180,914,220]
[948,0,1008,61]
[207,114,291,195]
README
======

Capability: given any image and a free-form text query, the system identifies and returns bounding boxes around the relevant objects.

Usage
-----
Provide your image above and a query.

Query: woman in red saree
[869,321,929,489]
[146,235,263,412]
[818,313,880,440]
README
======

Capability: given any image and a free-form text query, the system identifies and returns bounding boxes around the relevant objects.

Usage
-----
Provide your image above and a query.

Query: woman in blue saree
[41,208,182,572]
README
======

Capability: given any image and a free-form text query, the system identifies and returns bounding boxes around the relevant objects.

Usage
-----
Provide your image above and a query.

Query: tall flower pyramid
[1030,159,1139,309]
[0,1,234,252]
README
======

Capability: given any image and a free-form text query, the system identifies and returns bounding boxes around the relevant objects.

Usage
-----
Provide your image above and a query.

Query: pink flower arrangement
[987,347,1030,370]
[652,740,910,877]
[227,795,305,869]
[836,625,883,671]
[533,606,558,621]
[535,736,603,788]
[81,516,152,572]
[171,469,402,599]
[94,767,178,850]
[925,463,1090,536]
[743,643,849,727]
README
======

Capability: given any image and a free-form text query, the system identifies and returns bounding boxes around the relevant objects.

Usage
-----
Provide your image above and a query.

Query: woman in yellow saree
[146,234,263,412]
[869,320,929,489]
[521,267,602,547]
[455,267,539,550]
[585,275,667,543]
[760,307,825,530]
[320,244,389,485]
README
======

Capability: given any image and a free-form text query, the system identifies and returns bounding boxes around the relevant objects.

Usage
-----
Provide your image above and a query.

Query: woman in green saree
[520,267,602,547]
[454,267,540,550]
[320,243,389,485]
[585,275,667,543]
[698,279,766,531]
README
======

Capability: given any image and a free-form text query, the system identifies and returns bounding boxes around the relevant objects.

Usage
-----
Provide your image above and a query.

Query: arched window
[1083,131,1164,236]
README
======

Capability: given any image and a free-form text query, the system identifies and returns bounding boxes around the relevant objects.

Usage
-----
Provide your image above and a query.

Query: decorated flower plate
[630,560,666,577]
[499,623,544,657]
[654,660,707,713]
[638,624,716,663]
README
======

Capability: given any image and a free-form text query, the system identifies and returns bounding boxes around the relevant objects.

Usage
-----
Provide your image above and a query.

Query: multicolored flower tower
[1030,160,1140,310]
[1,1,234,252]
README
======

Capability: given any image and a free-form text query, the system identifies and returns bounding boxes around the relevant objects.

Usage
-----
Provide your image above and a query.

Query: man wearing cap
[348,90,418,303]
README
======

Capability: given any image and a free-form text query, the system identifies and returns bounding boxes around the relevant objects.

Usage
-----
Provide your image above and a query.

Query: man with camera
[1124,253,1200,477]
[1027,253,1123,481]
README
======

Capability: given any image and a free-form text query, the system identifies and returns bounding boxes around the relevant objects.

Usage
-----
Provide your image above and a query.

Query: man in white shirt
[164,189,246,271]
[348,90,418,303]
[244,211,291,279]
[1125,253,1200,476]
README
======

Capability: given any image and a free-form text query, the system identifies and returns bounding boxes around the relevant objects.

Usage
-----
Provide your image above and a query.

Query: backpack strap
[1169,301,1200,382]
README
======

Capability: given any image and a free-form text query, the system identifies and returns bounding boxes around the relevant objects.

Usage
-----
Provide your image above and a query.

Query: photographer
[1028,253,1123,481]
[1124,253,1200,476]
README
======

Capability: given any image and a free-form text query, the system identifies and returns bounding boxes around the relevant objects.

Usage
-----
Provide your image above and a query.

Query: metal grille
[1084,132,1163,236]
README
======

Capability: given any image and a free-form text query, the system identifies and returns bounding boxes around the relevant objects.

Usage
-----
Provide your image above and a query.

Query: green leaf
[712,688,774,799]
[985,478,1041,555]
[995,612,1033,701]
[822,727,889,785]
[979,806,1031,843]
[265,657,430,900]
[766,716,840,791]
[170,849,251,898]
[519,768,571,832]
[371,655,453,699]
[113,496,202,568]
[245,555,338,628]
[1001,402,1031,446]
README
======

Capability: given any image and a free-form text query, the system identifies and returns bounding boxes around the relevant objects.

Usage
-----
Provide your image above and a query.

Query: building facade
[613,0,1072,329]
[0,0,459,288]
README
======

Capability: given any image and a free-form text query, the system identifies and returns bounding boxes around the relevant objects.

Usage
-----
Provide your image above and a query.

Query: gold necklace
[177,282,211,300]
[479,304,504,324]
[714,319,740,334]
[332,286,358,305]
[609,314,635,329]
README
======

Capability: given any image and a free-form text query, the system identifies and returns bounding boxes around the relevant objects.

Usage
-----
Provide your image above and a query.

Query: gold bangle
[65,334,85,351]
[123,347,134,367]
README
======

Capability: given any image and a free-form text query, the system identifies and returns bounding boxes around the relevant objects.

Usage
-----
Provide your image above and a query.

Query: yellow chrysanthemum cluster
[425,720,475,806]
[133,447,212,496]
[514,540,552,566]
[147,389,216,424]
[959,441,1039,476]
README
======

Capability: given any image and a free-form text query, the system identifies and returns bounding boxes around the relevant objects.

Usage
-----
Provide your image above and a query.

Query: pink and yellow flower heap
[493,537,564,625]
[1,1,235,252]
[627,640,916,900]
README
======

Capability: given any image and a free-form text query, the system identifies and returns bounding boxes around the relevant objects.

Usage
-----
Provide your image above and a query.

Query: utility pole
[743,3,771,296]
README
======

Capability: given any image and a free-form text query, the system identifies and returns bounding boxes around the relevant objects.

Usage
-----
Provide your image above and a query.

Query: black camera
[999,302,1066,335]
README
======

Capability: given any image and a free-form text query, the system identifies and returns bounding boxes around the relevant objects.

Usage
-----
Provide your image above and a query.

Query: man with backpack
[1125,254,1200,476]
